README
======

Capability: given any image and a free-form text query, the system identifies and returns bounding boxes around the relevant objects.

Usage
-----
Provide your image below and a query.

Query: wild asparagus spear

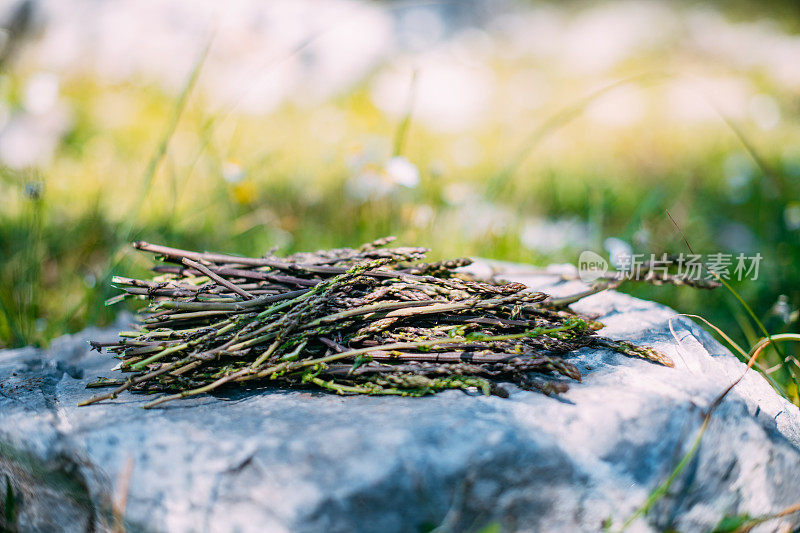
[82,238,673,408]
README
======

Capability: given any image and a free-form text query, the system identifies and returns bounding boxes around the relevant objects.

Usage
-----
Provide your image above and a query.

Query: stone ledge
[1,264,798,532]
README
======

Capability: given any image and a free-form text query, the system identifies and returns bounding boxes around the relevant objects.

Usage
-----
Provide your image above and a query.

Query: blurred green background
[0,0,797,391]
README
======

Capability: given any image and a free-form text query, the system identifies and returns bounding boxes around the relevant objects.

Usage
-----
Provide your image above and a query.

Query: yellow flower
[232,180,256,205]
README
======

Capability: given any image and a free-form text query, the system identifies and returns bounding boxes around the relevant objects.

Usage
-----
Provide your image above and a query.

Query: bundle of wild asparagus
[81,238,672,408]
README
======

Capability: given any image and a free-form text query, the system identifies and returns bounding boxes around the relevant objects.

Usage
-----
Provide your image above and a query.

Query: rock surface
[1,263,800,532]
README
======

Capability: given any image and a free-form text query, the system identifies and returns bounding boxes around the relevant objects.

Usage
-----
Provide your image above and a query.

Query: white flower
[384,156,419,188]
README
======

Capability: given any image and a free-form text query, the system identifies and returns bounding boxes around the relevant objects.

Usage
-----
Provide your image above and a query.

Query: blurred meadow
[0,0,798,395]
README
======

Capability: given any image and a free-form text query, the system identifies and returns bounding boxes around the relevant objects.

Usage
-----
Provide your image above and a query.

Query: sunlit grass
[0,67,798,383]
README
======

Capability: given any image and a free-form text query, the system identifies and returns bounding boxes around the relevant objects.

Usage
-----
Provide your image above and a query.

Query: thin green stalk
[127,38,212,231]
[301,299,447,330]
[251,338,281,368]
[618,415,710,530]
[155,289,309,312]
[79,354,196,406]
[128,342,190,370]
[671,314,788,400]
[617,330,792,531]
[666,210,797,394]
[486,72,668,199]
[129,319,238,370]
[392,69,417,157]
[142,323,584,409]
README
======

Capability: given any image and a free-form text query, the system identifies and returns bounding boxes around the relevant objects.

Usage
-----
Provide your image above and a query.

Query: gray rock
[1,264,799,533]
